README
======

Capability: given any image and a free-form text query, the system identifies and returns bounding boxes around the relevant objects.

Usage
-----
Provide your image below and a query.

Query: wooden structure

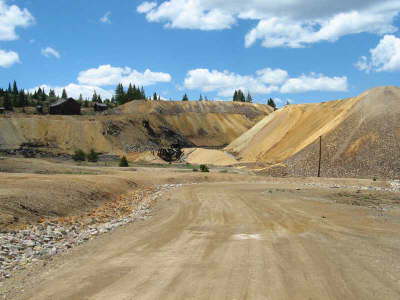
[49,98,81,115]
[94,102,108,112]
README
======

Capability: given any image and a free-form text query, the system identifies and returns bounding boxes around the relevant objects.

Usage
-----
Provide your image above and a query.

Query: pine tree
[115,83,125,105]
[92,91,98,102]
[40,89,47,102]
[233,90,238,101]
[3,93,12,110]
[119,156,129,167]
[140,86,146,99]
[61,88,68,99]
[158,95,161,101]
[239,90,246,102]
[199,94,203,101]
[133,85,141,100]
[7,83,12,94]
[17,90,26,107]
[126,84,134,101]
[78,94,83,102]
[246,92,253,103]
[12,81,18,95]
[267,98,277,110]
[182,94,189,101]
[153,92,158,101]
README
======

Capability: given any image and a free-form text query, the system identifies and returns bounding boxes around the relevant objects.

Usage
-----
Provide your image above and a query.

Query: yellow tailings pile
[226,86,400,178]
[0,100,272,154]
[183,148,238,166]
[226,96,361,163]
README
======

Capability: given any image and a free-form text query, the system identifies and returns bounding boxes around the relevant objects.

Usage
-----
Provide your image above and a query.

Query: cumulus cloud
[137,0,400,47]
[41,47,61,59]
[31,64,172,101]
[0,49,20,67]
[138,0,235,30]
[100,11,111,24]
[184,68,347,96]
[30,84,113,100]
[77,64,172,87]
[280,73,348,93]
[356,35,400,72]
[0,0,34,41]
[137,2,157,14]
[184,68,278,97]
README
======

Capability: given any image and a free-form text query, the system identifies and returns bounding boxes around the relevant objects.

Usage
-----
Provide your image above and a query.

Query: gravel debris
[0,184,182,282]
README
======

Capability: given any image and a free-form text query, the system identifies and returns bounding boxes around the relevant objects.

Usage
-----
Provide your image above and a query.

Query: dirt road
[15,183,400,300]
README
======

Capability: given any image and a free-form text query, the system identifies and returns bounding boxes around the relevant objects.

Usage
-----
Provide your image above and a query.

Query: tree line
[0,81,279,111]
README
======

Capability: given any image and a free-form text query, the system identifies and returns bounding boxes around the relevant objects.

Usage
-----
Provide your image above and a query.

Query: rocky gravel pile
[0,184,182,282]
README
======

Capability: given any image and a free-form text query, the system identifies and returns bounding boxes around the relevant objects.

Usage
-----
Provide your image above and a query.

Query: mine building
[94,102,108,112]
[49,98,81,115]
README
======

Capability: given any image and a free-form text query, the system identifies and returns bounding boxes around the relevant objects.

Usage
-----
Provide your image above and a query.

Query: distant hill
[0,100,272,155]
[225,86,400,178]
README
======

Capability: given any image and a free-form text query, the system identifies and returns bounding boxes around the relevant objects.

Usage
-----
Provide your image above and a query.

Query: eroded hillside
[0,100,272,154]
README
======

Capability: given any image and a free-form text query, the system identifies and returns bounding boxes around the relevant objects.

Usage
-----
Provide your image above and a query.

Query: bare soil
[0,157,399,299]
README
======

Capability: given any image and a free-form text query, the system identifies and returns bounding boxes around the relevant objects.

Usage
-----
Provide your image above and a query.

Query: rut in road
[17,183,400,300]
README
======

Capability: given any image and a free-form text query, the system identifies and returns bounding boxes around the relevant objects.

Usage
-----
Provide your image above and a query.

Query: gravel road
[9,182,400,299]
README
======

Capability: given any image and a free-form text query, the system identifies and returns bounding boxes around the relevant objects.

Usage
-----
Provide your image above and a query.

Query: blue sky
[1,0,400,105]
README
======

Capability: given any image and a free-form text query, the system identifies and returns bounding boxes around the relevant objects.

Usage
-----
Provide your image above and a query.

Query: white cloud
[77,64,172,87]
[356,35,400,72]
[184,68,347,96]
[100,11,111,24]
[137,2,157,14]
[256,68,288,85]
[0,49,19,67]
[139,0,235,30]
[30,84,113,100]
[0,0,34,41]
[184,68,278,97]
[280,73,348,93]
[41,47,61,59]
[137,0,400,47]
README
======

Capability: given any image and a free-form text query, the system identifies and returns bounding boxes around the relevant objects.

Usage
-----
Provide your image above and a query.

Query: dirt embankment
[225,86,400,179]
[0,101,272,155]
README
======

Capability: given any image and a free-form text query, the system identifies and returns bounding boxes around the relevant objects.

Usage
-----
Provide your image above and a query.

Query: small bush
[200,164,209,173]
[119,156,129,167]
[373,177,377,182]
[87,149,99,162]
[192,168,198,172]
[72,149,86,161]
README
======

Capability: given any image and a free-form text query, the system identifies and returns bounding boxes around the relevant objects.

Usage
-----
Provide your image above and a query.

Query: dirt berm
[226,86,400,178]
[0,100,272,154]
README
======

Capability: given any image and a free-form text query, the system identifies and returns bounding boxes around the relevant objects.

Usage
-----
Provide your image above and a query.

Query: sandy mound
[184,148,238,166]
[226,86,400,178]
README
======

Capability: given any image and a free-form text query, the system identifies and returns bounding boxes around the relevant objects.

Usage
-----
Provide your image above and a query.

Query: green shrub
[72,149,86,161]
[87,149,99,162]
[200,164,209,173]
[119,156,129,167]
